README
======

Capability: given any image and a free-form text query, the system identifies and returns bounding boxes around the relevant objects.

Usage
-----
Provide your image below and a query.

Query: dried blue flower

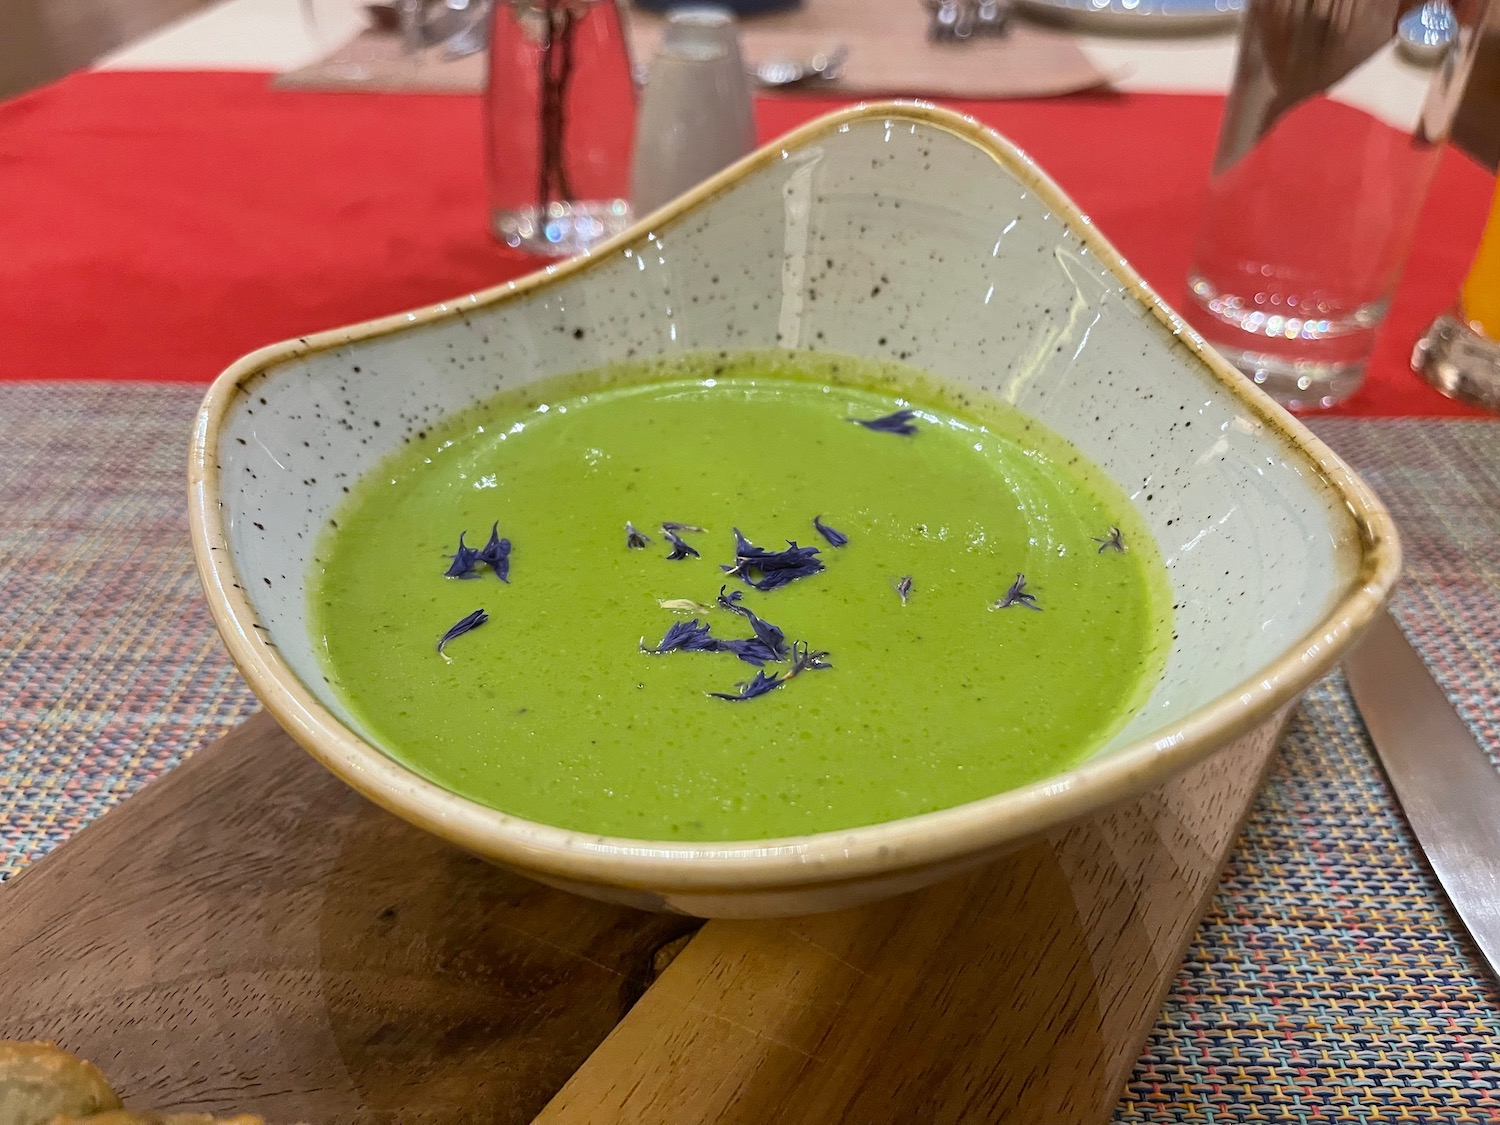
[749,554,823,591]
[436,608,488,654]
[721,528,824,591]
[644,618,718,654]
[1093,526,1126,554]
[641,602,780,667]
[477,522,512,582]
[715,638,782,667]
[894,575,913,604]
[708,670,785,702]
[715,585,788,660]
[787,641,833,676]
[993,573,1041,611]
[813,515,849,548]
[850,409,918,436]
[444,531,481,578]
[625,521,651,549]
[745,614,787,658]
[664,527,700,560]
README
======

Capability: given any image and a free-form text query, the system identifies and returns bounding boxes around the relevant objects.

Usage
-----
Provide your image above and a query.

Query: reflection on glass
[1184,0,1489,411]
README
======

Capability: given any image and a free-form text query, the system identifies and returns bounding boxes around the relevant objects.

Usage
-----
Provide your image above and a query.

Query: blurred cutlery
[440,0,492,59]
[753,43,849,87]
[366,0,484,46]
[974,0,1014,34]
[925,0,1012,41]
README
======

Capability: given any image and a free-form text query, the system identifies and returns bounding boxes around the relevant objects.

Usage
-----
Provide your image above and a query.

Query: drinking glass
[486,0,637,256]
[1184,0,1490,409]
[1412,173,1500,410]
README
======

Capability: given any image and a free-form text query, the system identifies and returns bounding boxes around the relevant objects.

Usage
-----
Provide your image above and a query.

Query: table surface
[2,4,1498,1123]
[97,0,1243,88]
[3,384,1497,1124]
[97,0,1432,124]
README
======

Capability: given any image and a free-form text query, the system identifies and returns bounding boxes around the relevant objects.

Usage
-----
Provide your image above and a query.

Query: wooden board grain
[533,710,1289,1125]
[0,712,700,1125]
[0,707,1286,1125]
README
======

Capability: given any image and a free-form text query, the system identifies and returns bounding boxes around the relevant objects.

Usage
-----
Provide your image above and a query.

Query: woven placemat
[0,384,260,875]
[0,385,1495,1120]
[1121,417,1500,1123]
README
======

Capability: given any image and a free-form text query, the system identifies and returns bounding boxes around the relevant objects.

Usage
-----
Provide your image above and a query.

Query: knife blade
[1345,609,1500,980]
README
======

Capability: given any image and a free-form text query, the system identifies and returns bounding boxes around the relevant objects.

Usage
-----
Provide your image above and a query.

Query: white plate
[1017,0,1243,34]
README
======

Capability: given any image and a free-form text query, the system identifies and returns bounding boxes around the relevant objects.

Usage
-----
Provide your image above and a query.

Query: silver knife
[1345,609,1500,979]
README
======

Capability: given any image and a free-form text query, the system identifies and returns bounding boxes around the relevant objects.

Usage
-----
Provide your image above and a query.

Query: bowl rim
[188,101,1401,893]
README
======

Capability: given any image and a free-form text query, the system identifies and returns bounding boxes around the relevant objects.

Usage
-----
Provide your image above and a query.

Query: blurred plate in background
[1015,0,1243,33]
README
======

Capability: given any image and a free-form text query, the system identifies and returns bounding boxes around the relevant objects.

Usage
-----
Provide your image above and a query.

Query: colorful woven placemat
[0,384,261,874]
[1,386,1496,1120]
[1122,417,1500,1124]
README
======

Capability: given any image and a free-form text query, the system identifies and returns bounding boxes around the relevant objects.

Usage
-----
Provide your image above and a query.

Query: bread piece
[0,1041,122,1125]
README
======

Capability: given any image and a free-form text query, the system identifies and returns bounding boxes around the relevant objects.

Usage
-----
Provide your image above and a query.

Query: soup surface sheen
[311,351,1171,841]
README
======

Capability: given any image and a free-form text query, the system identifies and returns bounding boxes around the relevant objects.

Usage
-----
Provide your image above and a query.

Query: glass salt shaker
[486,0,637,256]
[630,6,757,218]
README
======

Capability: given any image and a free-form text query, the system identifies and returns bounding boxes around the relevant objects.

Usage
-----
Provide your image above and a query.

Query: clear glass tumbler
[486,0,637,256]
[1184,0,1490,409]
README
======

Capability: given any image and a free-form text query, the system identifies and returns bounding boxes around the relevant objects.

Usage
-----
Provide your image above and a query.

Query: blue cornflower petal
[714,584,787,659]
[813,515,849,548]
[444,532,481,578]
[715,638,781,667]
[743,563,821,592]
[849,409,918,436]
[722,529,824,591]
[645,618,718,654]
[476,522,511,582]
[436,608,488,653]
[708,670,785,702]
[788,640,833,676]
[993,573,1041,611]
[664,528,700,560]
[1093,527,1126,554]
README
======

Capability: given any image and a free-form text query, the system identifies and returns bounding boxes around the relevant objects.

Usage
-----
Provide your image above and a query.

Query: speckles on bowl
[230,112,1359,767]
[194,103,1395,915]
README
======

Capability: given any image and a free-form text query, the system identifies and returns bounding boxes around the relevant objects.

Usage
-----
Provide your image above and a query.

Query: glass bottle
[486,0,637,256]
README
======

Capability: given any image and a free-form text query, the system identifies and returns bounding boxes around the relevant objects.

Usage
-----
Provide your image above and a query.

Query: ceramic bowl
[189,103,1399,918]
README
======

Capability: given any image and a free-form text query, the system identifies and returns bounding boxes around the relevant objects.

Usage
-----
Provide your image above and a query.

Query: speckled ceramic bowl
[190,103,1399,918]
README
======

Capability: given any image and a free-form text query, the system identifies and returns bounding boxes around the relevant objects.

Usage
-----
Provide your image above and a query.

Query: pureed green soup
[311,350,1172,841]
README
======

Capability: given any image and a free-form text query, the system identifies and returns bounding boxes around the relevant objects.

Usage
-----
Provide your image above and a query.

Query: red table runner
[0,70,1491,416]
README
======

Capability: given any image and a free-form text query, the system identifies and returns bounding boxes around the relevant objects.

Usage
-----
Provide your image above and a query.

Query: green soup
[310,350,1171,841]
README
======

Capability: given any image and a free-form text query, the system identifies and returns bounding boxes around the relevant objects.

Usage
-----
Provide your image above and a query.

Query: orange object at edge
[1460,175,1500,338]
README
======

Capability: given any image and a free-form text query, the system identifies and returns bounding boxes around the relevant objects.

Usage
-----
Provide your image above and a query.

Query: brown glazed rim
[189,102,1401,895]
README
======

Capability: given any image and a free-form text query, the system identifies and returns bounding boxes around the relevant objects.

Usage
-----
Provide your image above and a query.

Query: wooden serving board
[0,709,1285,1125]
